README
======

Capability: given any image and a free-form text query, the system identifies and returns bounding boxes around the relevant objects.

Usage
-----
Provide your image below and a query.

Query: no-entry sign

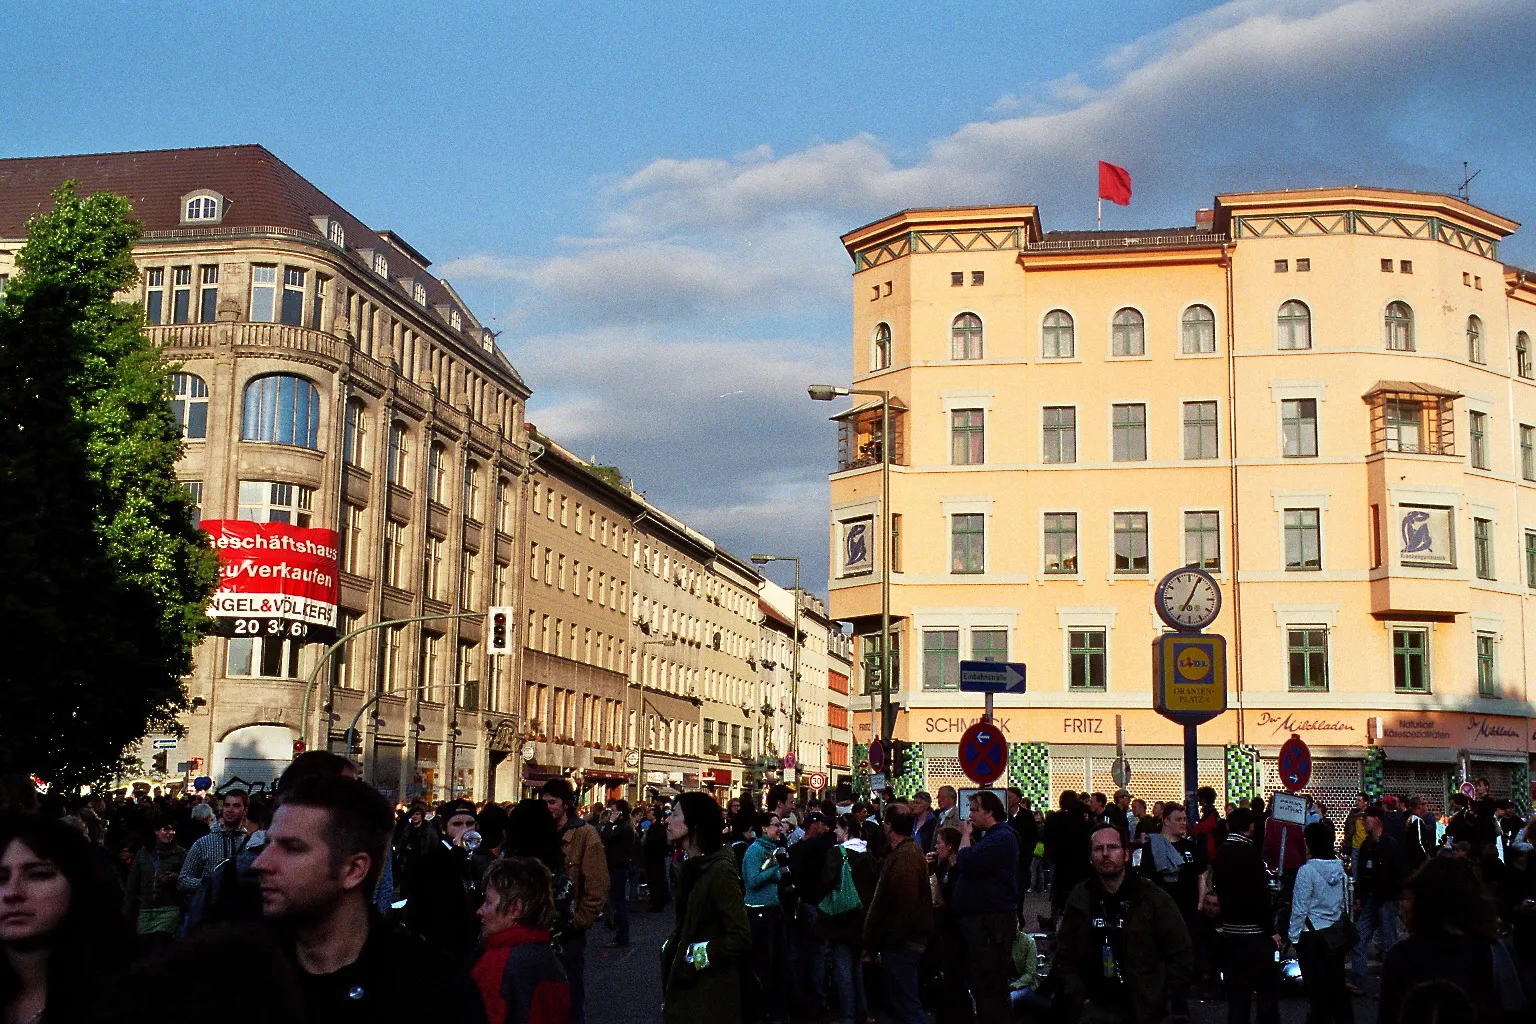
[959,721,1008,785]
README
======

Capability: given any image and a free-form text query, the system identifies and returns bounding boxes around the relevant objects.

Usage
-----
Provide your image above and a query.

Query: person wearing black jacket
[1006,788,1038,921]
[787,811,836,1018]
[599,800,635,947]
[1348,806,1402,993]
[953,791,1019,1024]
[643,803,672,910]
[1402,796,1437,874]
[1211,808,1280,1024]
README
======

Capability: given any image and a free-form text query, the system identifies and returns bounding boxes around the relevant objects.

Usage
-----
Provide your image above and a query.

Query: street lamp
[751,553,800,777]
[808,383,893,748]
[632,637,677,802]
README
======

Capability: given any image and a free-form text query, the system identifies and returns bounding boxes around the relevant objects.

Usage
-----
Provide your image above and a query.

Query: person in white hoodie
[1288,821,1354,1024]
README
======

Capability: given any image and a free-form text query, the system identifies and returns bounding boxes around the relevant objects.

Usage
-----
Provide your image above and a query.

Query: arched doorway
[213,724,296,792]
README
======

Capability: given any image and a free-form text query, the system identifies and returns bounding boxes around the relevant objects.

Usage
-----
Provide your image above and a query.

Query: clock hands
[1180,581,1200,613]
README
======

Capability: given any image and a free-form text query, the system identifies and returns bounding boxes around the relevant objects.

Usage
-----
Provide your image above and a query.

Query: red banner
[202,519,340,637]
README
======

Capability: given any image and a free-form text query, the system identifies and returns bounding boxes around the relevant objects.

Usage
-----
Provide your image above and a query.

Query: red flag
[1098,161,1132,205]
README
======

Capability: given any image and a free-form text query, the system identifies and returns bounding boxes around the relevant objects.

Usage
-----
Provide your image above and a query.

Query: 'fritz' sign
[203,520,340,640]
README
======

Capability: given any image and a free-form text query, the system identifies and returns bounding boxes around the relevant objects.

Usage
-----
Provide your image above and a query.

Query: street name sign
[958,660,1027,694]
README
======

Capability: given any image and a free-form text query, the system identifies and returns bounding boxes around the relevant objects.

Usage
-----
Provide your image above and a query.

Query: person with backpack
[1287,821,1353,1024]
[815,814,878,1024]
[176,788,250,899]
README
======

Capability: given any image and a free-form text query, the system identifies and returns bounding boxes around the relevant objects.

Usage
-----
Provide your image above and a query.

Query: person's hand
[960,818,973,840]
[1272,934,1282,952]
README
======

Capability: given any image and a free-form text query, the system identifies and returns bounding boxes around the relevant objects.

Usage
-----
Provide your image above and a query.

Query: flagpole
[1098,198,1102,231]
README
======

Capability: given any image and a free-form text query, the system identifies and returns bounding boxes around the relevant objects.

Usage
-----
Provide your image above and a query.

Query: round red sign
[1278,734,1311,792]
[959,721,1008,786]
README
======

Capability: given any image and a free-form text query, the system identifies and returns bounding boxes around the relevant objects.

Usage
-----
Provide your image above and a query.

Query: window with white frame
[428,442,448,504]
[250,265,278,322]
[341,504,365,575]
[1111,308,1145,356]
[169,373,209,439]
[227,634,303,678]
[199,265,219,323]
[388,423,411,487]
[373,252,389,278]
[344,399,368,466]
[383,519,408,588]
[237,481,314,526]
[184,193,221,222]
[280,267,306,325]
[1182,305,1216,353]
[145,267,165,324]
[464,462,481,521]
[172,266,192,324]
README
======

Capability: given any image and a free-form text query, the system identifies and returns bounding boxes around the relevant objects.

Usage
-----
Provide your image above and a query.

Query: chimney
[1195,208,1215,232]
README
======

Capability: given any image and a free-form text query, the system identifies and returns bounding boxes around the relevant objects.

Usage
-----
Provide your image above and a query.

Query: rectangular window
[383,519,407,588]
[972,628,1008,663]
[1274,259,1289,273]
[1527,531,1536,588]
[1296,258,1311,272]
[387,425,410,487]
[1069,629,1107,689]
[199,265,219,323]
[311,274,328,331]
[237,480,313,526]
[922,629,960,690]
[1470,411,1489,469]
[1287,628,1329,691]
[1043,513,1078,574]
[382,625,403,693]
[890,513,902,573]
[1183,401,1218,459]
[1113,512,1149,574]
[426,537,444,600]
[1111,403,1147,461]
[1476,633,1498,698]
[145,267,164,324]
[171,266,192,324]
[971,270,984,286]
[1184,511,1220,570]
[1392,628,1428,692]
[951,409,985,465]
[341,504,365,575]
[184,481,203,528]
[1284,508,1321,570]
[1381,258,1394,273]
[460,550,477,608]
[1400,260,1413,274]
[226,635,302,679]
[950,513,985,574]
[250,265,277,322]
[1474,517,1494,580]
[1384,399,1422,453]
[1042,406,1076,464]
[1281,398,1318,457]
[951,271,964,287]
[1522,425,1535,481]
[420,634,442,703]
[280,267,306,325]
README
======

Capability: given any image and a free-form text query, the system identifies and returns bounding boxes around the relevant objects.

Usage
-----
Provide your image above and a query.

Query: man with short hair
[862,802,933,1024]
[1056,823,1192,1024]
[1349,806,1403,994]
[1403,795,1436,872]
[405,799,483,961]
[1212,808,1280,1024]
[954,790,1019,1024]
[912,791,938,853]
[1006,788,1038,923]
[598,800,635,948]
[1107,790,1131,833]
[787,810,834,1016]
[935,785,960,830]
[541,778,609,1024]
[178,788,251,894]
[253,775,485,1022]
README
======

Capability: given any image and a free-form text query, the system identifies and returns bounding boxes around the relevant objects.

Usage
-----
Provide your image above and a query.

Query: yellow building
[828,188,1536,815]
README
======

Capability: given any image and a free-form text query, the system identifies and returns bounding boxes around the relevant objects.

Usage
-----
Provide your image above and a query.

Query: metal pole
[1184,723,1199,810]
[343,691,386,758]
[880,391,892,746]
[790,557,800,774]
[299,610,484,751]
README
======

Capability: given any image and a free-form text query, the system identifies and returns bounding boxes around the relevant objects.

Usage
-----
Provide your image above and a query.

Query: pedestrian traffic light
[488,605,513,654]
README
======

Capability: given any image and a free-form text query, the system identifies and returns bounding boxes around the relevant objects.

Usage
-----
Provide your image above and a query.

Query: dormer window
[413,281,427,306]
[373,252,388,278]
[180,190,225,225]
[449,309,462,331]
[481,329,494,353]
[328,221,345,247]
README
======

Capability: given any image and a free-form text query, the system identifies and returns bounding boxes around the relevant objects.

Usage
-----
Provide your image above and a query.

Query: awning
[1362,380,1463,401]
[1381,746,1458,764]
[1468,751,1532,765]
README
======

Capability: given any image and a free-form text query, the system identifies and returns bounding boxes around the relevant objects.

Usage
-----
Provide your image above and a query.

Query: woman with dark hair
[503,798,575,949]
[1288,821,1352,1024]
[120,813,185,948]
[815,814,878,1024]
[1,813,133,1023]
[1377,856,1508,1024]
[660,793,751,1024]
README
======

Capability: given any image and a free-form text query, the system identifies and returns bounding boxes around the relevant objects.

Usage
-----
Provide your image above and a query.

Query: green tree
[0,182,217,789]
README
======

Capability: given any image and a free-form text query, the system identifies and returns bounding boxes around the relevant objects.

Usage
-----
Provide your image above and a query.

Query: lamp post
[751,553,800,777]
[632,637,678,802]
[809,384,893,748]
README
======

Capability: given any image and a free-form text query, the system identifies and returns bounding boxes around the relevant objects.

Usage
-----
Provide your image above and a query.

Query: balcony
[833,401,906,473]
[1364,381,1460,457]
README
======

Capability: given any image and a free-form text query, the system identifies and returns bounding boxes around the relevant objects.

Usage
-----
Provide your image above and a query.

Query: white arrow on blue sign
[150,738,177,750]
[958,660,1027,694]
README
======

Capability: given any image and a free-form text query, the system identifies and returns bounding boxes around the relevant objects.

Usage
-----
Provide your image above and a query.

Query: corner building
[0,147,532,800]
[829,188,1536,815]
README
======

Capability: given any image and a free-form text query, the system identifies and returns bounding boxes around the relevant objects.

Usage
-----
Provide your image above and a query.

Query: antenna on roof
[1457,161,1482,202]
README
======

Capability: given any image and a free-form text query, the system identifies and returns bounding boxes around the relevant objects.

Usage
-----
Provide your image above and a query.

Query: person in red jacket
[472,856,570,1024]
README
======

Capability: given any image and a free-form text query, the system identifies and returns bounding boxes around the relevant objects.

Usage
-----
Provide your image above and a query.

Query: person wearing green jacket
[122,815,186,946]
[1008,929,1053,1019]
[660,793,753,1024]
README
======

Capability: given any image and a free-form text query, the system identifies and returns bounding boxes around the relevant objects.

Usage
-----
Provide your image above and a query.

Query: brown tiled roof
[0,145,517,379]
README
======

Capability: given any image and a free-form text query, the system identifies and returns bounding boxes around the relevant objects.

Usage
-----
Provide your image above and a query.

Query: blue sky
[5,1,1535,593]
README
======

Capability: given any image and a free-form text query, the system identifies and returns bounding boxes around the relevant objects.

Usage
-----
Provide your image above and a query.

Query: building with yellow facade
[827,187,1536,815]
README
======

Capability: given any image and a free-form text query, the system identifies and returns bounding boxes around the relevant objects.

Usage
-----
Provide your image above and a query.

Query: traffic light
[151,750,168,774]
[488,605,513,654]
[890,740,911,777]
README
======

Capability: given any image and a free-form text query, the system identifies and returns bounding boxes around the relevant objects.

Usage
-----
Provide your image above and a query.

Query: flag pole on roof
[1098,160,1132,229]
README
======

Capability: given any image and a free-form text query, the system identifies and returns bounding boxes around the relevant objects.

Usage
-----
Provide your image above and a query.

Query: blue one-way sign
[958,660,1027,694]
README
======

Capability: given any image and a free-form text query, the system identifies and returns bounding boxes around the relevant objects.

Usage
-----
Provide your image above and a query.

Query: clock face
[1156,569,1221,631]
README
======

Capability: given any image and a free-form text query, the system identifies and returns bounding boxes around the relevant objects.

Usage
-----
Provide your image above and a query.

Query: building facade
[0,146,533,800]
[829,187,1536,815]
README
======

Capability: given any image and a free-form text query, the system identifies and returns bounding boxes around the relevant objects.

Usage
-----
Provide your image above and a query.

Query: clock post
[1151,567,1227,810]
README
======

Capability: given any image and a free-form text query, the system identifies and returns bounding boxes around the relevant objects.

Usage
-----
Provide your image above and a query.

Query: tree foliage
[0,182,218,789]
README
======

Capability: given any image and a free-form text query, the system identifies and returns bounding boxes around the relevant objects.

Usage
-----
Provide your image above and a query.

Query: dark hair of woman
[0,813,135,1022]
[835,813,858,837]
[676,792,725,853]
[476,801,509,852]
[1401,855,1497,940]
[501,799,563,876]
[1303,820,1337,860]
[936,826,962,853]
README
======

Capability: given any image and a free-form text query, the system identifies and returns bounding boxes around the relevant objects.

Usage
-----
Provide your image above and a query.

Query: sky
[5,0,1536,594]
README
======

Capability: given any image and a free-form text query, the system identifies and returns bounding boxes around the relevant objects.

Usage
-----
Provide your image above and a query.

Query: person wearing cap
[405,799,482,962]
[542,778,609,1024]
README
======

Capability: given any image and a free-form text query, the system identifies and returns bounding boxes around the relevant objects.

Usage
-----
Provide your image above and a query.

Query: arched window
[1518,332,1532,379]
[871,322,892,370]
[241,374,320,449]
[1042,309,1074,359]
[388,422,411,487]
[1277,300,1312,350]
[951,313,983,360]
[1385,301,1414,351]
[169,372,209,439]
[1111,308,1145,356]
[1181,305,1216,354]
[464,461,481,520]
[1467,315,1485,364]
[344,399,368,466]
[428,442,448,504]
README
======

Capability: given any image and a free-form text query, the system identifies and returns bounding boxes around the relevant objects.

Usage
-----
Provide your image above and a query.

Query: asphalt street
[583,888,1383,1024]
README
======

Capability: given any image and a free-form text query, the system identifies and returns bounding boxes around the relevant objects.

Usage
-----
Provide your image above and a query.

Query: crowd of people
[3,767,1536,1024]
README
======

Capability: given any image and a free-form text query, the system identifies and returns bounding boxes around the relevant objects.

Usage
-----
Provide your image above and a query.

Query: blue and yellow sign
[1153,633,1227,726]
